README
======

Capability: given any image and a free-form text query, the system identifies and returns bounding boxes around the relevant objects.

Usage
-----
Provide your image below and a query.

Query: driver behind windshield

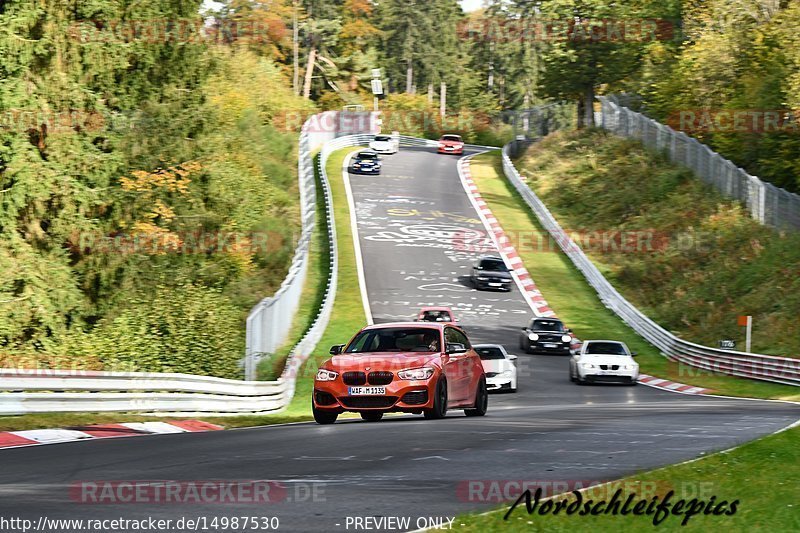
[421,331,440,352]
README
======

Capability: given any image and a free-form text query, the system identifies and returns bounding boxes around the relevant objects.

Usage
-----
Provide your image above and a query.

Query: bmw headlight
[581,363,595,369]
[398,367,434,380]
[528,333,539,341]
[315,369,338,381]
[561,335,572,343]
[477,276,489,281]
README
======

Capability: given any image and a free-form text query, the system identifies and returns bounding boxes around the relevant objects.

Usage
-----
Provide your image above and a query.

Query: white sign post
[745,315,752,353]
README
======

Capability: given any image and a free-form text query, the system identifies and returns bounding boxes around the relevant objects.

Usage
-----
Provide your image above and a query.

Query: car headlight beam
[561,335,572,343]
[528,333,539,341]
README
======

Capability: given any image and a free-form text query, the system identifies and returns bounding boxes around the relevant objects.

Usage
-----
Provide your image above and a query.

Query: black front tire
[312,401,338,425]
[360,411,384,422]
[465,378,488,417]
[423,378,448,420]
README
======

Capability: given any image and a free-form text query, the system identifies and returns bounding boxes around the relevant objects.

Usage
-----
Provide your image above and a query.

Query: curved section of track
[0,146,797,532]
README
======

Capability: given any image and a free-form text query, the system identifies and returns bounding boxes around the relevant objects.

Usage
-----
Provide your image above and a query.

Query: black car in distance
[350,150,382,174]
[519,317,573,354]
[470,255,513,291]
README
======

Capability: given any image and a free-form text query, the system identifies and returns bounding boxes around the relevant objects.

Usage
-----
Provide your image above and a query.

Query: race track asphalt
[0,145,796,532]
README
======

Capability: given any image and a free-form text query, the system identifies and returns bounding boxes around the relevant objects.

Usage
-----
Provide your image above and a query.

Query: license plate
[348,387,386,395]
[489,282,502,287]
[596,370,614,375]
[445,147,453,150]
[543,343,558,348]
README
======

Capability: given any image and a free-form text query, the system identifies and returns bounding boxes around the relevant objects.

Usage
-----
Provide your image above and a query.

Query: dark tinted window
[446,328,471,348]
[420,310,452,322]
[530,320,564,332]
[585,342,628,355]
[476,347,505,360]
[357,152,378,160]
[479,258,506,271]
[346,328,441,353]
[441,135,462,142]
[374,136,391,141]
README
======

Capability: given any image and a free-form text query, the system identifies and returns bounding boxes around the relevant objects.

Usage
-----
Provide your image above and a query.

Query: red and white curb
[0,420,223,450]
[457,156,557,319]
[457,155,710,395]
[637,374,712,395]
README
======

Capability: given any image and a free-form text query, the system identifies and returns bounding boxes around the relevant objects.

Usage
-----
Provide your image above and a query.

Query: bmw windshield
[345,328,441,353]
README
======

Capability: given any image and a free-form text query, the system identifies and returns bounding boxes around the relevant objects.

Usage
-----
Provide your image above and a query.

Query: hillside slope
[516,129,800,358]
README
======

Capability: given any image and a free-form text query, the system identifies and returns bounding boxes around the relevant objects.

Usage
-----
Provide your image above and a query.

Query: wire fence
[598,96,800,231]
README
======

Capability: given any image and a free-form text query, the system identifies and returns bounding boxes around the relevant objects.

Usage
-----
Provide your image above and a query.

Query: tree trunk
[292,0,299,95]
[303,47,317,99]
[440,82,446,118]
[583,85,595,128]
[428,84,434,105]
[406,60,413,93]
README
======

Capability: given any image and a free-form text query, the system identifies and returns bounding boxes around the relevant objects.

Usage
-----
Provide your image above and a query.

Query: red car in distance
[312,322,488,424]
[414,306,458,325]
[437,134,464,155]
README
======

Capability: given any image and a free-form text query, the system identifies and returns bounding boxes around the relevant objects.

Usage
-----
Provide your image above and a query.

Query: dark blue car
[351,150,382,174]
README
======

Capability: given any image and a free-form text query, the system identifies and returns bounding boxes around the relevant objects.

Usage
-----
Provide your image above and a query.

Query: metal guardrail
[598,96,800,231]
[500,142,800,387]
[0,368,288,415]
[244,112,377,379]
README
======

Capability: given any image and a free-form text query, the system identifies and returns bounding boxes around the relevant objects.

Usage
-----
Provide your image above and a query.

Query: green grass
[453,424,800,532]
[469,152,799,401]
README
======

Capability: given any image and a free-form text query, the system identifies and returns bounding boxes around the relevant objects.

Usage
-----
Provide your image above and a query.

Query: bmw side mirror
[446,343,467,354]
[508,354,518,361]
[520,327,527,332]
[329,344,345,355]
[631,352,638,357]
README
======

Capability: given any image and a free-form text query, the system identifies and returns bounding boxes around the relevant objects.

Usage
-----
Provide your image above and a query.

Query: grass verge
[279,146,368,416]
[453,424,800,532]
[256,152,331,381]
[469,151,799,401]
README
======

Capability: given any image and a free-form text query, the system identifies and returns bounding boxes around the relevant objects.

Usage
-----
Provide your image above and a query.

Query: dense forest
[1,0,797,376]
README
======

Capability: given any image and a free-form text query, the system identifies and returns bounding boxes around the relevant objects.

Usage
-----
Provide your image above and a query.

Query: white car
[474,344,518,393]
[369,134,399,154]
[569,340,639,385]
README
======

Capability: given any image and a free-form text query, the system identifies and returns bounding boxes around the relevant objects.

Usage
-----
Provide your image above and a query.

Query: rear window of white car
[374,136,391,141]
[476,347,505,360]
